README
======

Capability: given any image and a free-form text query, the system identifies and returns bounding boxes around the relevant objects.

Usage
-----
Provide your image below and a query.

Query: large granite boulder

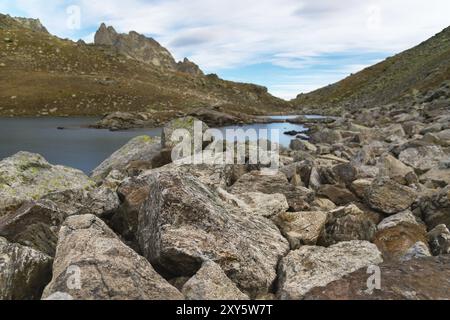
[230,171,315,211]
[374,210,428,260]
[273,211,327,249]
[428,224,450,256]
[182,261,249,300]
[398,145,447,174]
[42,214,183,300]
[377,153,417,185]
[318,204,377,247]
[417,186,450,230]
[277,241,383,300]
[0,237,52,300]
[0,152,93,215]
[365,177,417,215]
[91,135,169,181]
[137,170,289,298]
[161,116,209,151]
[304,255,450,300]
[0,200,68,256]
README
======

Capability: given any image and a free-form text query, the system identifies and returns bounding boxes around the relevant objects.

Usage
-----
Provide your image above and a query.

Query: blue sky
[1,0,450,100]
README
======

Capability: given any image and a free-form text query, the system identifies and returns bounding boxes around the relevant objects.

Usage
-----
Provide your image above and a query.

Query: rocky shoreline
[1,104,449,300]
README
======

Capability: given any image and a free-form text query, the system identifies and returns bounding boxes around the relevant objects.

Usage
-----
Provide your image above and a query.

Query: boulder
[273,211,327,249]
[161,116,208,151]
[365,177,417,215]
[277,241,383,300]
[230,171,314,211]
[418,186,450,230]
[400,242,431,262]
[332,162,358,185]
[42,215,183,300]
[318,184,358,206]
[182,261,249,300]
[350,179,373,199]
[303,255,450,300]
[420,168,450,188]
[318,204,377,246]
[290,139,317,153]
[374,210,428,260]
[428,224,450,256]
[90,112,157,131]
[0,152,93,215]
[398,146,447,174]
[137,170,289,297]
[0,237,52,300]
[311,129,342,145]
[0,200,67,256]
[91,136,169,181]
[219,190,289,218]
[377,153,417,185]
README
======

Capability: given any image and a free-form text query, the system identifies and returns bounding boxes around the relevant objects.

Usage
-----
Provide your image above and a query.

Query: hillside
[293,26,450,114]
[0,14,291,117]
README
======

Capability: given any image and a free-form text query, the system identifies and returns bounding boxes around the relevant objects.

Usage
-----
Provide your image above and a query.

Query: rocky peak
[13,17,48,33]
[0,13,47,33]
[94,23,178,71]
[176,58,204,76]
[94,23,204,76]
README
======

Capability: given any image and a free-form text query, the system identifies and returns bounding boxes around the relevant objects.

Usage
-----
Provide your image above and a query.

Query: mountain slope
[0,14,290,117]
[293,26,450,114]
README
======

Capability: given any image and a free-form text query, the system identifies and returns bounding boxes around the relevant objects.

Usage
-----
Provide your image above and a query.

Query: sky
[1,1,449,100]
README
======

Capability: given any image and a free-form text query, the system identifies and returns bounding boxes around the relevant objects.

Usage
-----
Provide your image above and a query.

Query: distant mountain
[0,14,289,117]
[293,26,450,114]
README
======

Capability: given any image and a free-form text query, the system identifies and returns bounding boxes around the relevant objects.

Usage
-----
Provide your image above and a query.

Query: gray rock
[137,170,289,298]
[377,153,417,185]
[418,186,450,230]
[42,214,183,300]
[0,152,93,215]
[161,116,208,151]
[0,200,67,256]
[318,204,377,246]
[273,211,327,249]
[0,237,52,300]
[182,261,249,300]
[230,171,315,211]
[311,129,343,144]
[277,241,383,300]
[399,145,447,174]
[366,177,417,215]
[290,139,317,153]
[400,242,432,262]
[91,135,169,181]
[428,224,450,256]
[374,210,428,260]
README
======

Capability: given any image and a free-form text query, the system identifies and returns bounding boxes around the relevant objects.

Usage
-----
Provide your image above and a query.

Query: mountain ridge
[293,26,450,114]
[0,13,290,118]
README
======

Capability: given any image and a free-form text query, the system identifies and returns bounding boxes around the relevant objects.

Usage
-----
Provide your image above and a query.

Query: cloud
[1,0,450,99]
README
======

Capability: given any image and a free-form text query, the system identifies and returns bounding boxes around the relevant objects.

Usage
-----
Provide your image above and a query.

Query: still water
[0,116,309,174]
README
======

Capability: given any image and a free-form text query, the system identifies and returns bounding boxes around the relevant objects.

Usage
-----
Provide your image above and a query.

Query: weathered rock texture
[182,261,249,300]
[42,214,183,300]
[277,241,383,300]
[0,237,52,300]
[137,170,289,298]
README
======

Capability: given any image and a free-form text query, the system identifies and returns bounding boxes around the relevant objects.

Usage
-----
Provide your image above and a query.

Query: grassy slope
[0,14,291,117]
[293,26,450,112]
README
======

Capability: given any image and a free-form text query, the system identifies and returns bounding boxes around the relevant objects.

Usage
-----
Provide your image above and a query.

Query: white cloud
[2,0,450,99]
